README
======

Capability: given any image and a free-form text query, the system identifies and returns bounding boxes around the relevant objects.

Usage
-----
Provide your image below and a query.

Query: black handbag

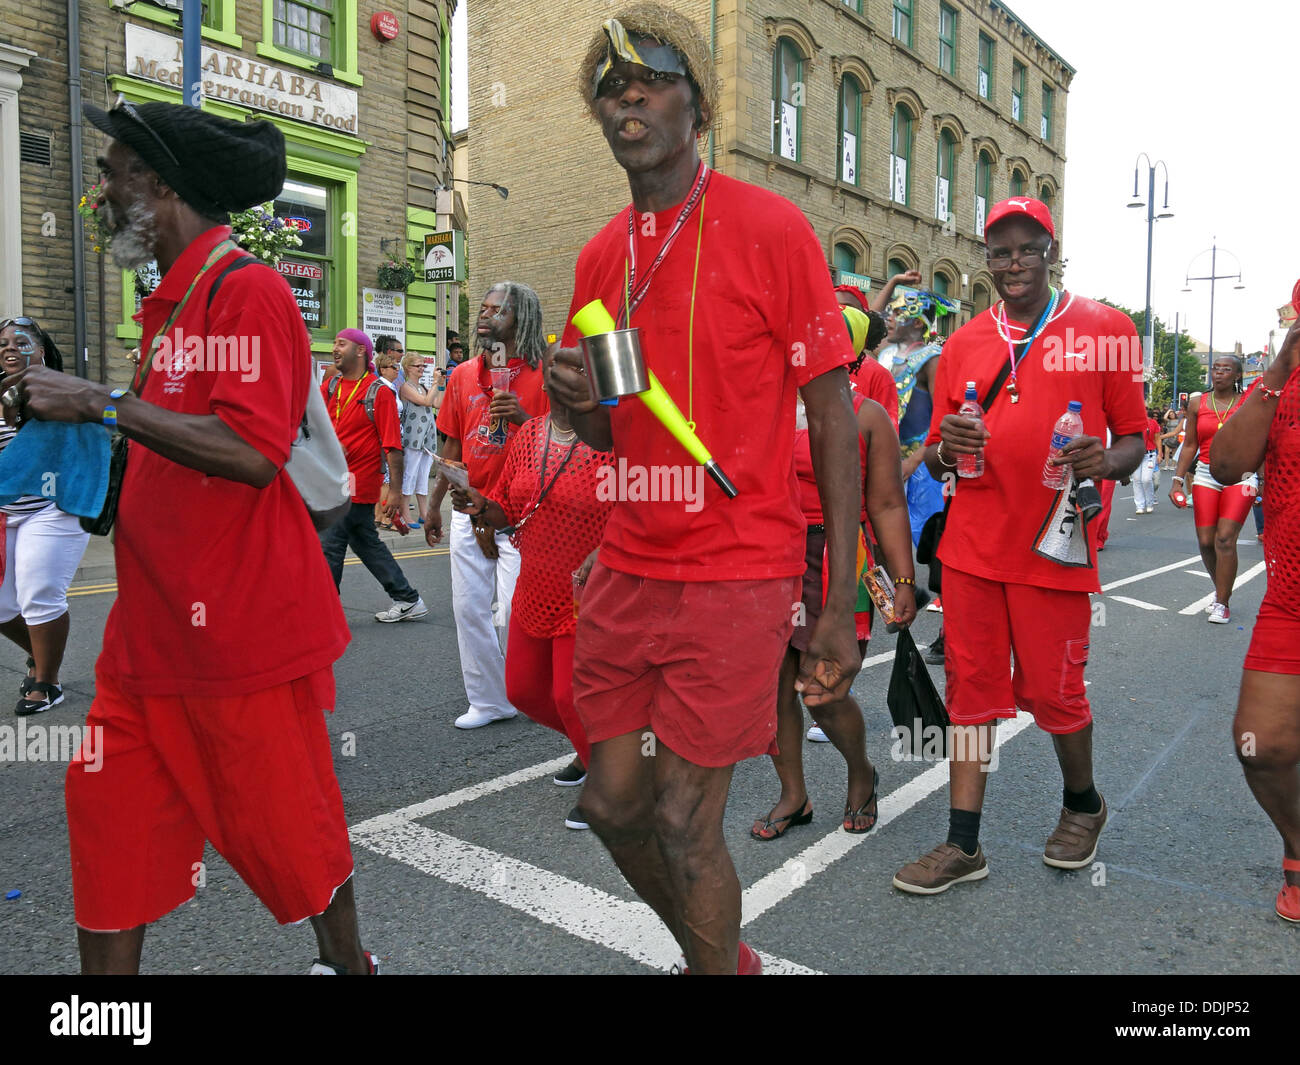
[887,629,951,757]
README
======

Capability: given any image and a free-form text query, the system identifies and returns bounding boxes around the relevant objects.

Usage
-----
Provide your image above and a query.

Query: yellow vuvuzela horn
[572,299,737,498]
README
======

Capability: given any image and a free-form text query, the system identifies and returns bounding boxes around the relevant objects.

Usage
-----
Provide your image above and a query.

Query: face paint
[593,18,690,98]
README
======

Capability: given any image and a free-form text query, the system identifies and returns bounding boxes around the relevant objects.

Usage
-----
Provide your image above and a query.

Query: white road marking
[1109,596,1166,611]
[1178,560,1267,615]
[1100,555,1203,593]
[740,712,1035,926]
[1183,569,1211,579]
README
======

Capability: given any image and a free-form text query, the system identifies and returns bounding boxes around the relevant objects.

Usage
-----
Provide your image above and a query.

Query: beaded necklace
[994,286,1059,403]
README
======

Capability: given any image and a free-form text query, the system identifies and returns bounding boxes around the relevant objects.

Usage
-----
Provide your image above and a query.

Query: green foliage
[1096,298,1201,409]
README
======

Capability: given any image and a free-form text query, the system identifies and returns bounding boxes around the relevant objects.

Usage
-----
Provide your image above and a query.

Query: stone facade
[3,0,456,385]
[467,0,1071,336]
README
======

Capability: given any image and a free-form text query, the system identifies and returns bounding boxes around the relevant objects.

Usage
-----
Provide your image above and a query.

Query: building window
[259,0,362,86]
[935,129,955,223]
[939,5,957,76]
[1039,183,1054,213]
[273,178,333,337]
[888,257,910,279]
[971,281,992,317]
[1041,84,1054,142]
[833,243,858,276]
[1011,60,1025,123]
[978,34,994,101]
[838,76,861,185]
[1010,168,1026,197]
[892,0,912,48]
[975,151,992,237]
[124,0,243,48]
[933,273,955,335]
[841,0,862,11]
[771,38,802,163]
[272,0,333,62]
[890,105,912,206]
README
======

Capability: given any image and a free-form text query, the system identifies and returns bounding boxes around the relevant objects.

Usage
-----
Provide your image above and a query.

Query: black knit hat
[83,99,286,218]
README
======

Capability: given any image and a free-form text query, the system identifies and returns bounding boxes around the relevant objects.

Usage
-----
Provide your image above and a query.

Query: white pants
[0,505,90,625]
[401,448,433,497]
[449,509,520,716]
[1133,451,1158,511]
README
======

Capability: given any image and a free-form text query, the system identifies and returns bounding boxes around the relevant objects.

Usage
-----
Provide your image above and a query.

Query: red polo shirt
[324,372,402,503]
[98,225,349,696]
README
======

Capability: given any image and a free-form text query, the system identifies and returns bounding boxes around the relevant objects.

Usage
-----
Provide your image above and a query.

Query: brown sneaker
[1042,796,1108,869]
[893,842,989,895]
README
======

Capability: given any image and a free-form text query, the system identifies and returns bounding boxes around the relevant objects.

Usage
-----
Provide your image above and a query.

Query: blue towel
[0,420,111,518]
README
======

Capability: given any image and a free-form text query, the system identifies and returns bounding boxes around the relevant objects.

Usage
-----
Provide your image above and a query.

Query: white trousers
[1133,451,1158,511]
[449,509,520,716]
[0,505,90,625]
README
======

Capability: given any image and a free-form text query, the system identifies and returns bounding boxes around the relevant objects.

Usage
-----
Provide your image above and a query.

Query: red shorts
[572,561,798,767]
[1192,481,1254,527]
[943,566,1092,734]
[66,667,355,931]
[1244,598,1300,675]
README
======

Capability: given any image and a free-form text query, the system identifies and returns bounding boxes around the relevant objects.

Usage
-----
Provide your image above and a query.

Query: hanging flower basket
[377,258,416,291]
[77,182,111,254]
[230,202,303,265]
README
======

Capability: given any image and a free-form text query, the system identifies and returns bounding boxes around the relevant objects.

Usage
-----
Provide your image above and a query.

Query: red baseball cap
[984,197,1055,240]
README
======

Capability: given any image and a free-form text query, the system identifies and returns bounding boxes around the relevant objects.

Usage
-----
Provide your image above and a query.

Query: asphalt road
[1,486,1294,976]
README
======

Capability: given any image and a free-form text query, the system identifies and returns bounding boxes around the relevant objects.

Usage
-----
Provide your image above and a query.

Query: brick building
[2,0,457,385]
[466,0,1072,335]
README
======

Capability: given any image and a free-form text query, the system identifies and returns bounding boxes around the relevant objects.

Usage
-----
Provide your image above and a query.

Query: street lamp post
[1127,155,1173,391]
[1182,241,1245,389]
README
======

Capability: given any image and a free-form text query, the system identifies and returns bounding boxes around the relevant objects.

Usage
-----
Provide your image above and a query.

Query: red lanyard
[619,162,711,328]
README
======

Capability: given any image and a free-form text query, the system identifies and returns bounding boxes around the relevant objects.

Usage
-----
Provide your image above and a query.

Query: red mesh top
[1196,391,1247,464]
[1263,369,1300,613]
[496,416,616,639]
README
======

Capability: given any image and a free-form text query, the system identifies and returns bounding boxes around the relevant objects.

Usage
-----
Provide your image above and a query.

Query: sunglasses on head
[110,93,181,170]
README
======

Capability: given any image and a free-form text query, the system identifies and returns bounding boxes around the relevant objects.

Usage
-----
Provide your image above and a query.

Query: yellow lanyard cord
[335,376,367,422]
[685,192,706,432]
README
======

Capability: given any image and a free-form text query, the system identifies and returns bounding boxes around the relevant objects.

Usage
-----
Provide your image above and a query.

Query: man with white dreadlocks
[427,282,549,729]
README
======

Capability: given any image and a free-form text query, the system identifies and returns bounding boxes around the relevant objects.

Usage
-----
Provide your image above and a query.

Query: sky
[452,0,1297,354]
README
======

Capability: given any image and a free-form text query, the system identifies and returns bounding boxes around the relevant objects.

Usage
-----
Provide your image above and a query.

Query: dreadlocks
[578,3,720,135]
[478,281,547,369]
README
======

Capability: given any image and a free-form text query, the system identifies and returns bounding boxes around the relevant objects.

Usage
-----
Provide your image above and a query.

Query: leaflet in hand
[433,455,470,490]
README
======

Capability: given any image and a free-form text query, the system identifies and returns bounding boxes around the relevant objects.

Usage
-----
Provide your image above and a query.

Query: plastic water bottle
[1042,401,1084,489]
[956,381,984,479]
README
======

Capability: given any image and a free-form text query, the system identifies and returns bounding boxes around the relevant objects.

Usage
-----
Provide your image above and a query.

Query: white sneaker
[807,725,830,743]
[1206,601,1218,615]
[374,597,428,623]
[1144,506,1155,514]
[1208,603,1231,624]
[454,706,517,729]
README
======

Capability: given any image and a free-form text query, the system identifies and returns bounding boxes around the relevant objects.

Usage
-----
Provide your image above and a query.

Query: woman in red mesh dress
[1211,318,1300,923]
[451,348,615,830]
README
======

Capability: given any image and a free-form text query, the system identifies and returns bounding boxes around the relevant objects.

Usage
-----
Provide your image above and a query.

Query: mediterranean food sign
[124,24,359,133]
[423,231,465,283]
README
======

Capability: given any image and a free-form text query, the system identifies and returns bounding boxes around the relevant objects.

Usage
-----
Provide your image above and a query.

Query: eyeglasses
[985,241,1052,270]
[110,93,181,170]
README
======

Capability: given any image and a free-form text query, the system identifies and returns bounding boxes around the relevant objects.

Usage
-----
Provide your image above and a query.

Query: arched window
[935,129,956,223]
[1039,182,1054,213]
[890,105,913,206]
[971,281,992,317]
[975,151,992,237]
[1010,168,1026,197]
[888,257,909,279]
[772,39,803,162]
[838,76,862,185]
[933,272,955,335]
[833,243,858,276]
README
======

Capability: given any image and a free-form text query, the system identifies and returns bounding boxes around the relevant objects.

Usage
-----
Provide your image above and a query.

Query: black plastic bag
[887,629,951,758]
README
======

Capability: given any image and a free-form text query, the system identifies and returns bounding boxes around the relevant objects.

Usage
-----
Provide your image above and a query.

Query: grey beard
[108,196,158,270]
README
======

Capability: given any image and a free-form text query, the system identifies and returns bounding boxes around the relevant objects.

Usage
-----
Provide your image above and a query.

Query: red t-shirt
[1143,417,1160,450]
[560,171,853,581]
[98,225,349,696]
[495,416,615,639]
[1195,391,1247,463]
[324,372,402,503]
[794,391,870,524]
[850,359,900,428]
[926,292,1147,593]
[437,354,548,496]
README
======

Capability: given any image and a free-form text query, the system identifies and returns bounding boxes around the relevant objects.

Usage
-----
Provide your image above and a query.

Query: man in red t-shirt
[319,327,426,623]
[426,281,549,729]
[547,10,863,976]
[893,197,1146,896]
[17,101,375,974]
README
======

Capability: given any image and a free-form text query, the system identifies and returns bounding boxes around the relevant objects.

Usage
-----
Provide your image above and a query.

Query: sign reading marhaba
[124,24,358,133]
[423,232,465,283]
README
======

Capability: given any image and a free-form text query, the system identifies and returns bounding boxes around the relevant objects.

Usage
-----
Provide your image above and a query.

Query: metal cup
[580,328,649,402]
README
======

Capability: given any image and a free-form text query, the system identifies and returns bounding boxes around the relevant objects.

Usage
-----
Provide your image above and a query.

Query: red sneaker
[669,941,764,974]
[1278,859,1300,923]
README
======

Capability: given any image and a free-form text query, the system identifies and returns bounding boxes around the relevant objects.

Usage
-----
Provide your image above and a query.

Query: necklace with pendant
[995,287,1059,404]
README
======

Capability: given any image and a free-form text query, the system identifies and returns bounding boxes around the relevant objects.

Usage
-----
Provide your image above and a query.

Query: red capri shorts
[1244,598,1300,675]
[572,561,799,768]
[943,566,1092,734]
[66,667,355,931]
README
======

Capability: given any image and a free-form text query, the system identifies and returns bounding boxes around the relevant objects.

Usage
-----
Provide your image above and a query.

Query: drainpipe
[708,0,716,168]
[66,0,87,377]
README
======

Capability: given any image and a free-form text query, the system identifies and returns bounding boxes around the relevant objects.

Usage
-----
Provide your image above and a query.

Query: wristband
[101,388,127,427]
[894,576,916,587]
[936,441,957,468]
[1258,382,1285,400]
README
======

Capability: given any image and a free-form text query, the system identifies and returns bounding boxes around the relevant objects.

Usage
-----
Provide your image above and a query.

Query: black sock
[1063,784,1102,815]
[947,808,981,856]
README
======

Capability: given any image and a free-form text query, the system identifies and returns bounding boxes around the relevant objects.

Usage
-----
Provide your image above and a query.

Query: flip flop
[843,768,880,834]
[750,800,812,842]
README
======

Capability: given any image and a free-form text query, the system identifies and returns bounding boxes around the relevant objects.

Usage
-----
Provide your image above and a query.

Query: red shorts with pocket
[572,561,799,767]
[66,667,355,931]
[943,566,1092,734]
[1244,598,1300,675]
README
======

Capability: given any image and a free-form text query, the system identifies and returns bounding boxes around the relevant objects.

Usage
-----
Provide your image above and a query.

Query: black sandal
[843,768,880,834]
[751,800,812,842]
[15,680,63,717]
